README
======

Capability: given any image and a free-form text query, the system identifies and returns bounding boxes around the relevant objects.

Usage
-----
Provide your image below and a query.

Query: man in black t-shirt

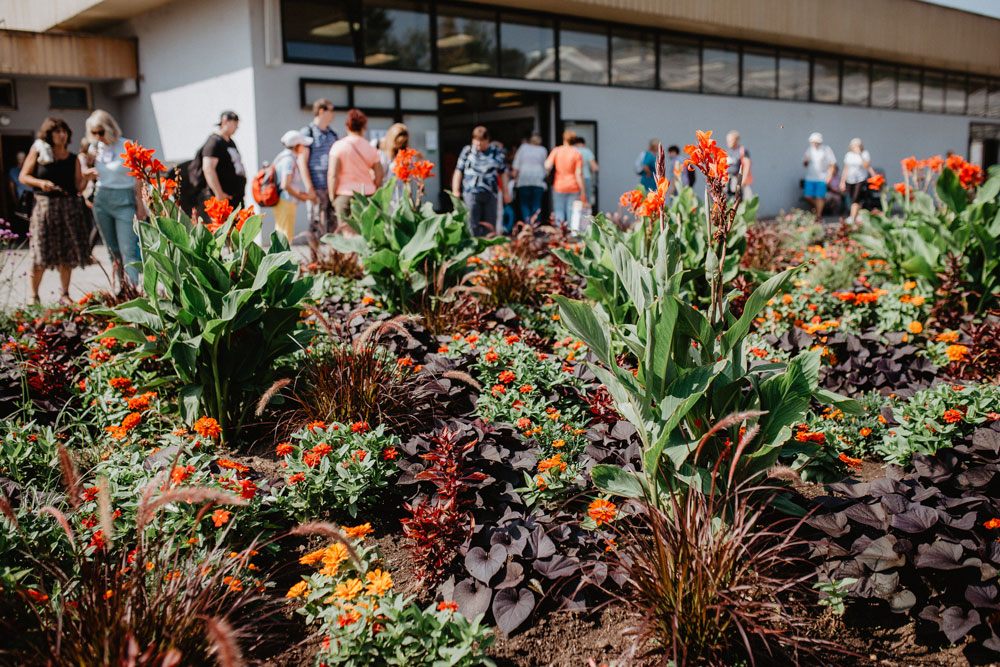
[190,110,246,216]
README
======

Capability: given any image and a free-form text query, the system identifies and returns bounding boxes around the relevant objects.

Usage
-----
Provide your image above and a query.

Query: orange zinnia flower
[193,416,222,438]
[838,452,863,470]
[335,578,364,601]
[211,509,231,527]
[498,370,515,384]
[365,569,393,596]
[908,321,923,334]
[945,344,968,362]
[343,522,374,538]
[538,453,567,474]
[588,498,616,526]
[935,330,959,343]
[942,409,963,423]
[985,518,1000,530]
[437,600,459,611]
[286,581,309,598]
[276,442,294,456]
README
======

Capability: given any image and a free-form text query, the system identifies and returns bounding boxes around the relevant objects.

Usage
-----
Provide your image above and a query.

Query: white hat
[281,129,313,148]
[808,132,823,144]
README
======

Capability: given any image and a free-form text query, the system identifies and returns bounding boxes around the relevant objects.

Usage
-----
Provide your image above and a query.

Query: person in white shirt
[802,132,837,218]
[838,138,876,222]
[510,131,548,224]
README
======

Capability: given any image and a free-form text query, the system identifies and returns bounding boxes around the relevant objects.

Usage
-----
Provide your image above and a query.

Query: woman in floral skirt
[18,117,93,304]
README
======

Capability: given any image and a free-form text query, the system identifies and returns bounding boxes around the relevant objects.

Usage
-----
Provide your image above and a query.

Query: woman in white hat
[802,132,837,218]
[272,129,316,242]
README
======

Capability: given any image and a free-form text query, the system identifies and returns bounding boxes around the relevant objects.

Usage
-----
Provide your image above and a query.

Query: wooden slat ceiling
[0,29,137,80]
[472,0,1000,76]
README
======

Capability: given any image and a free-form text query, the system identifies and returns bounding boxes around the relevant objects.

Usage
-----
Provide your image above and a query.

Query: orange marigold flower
[945,344,968,362]
[211,509,231,527]
[906,321,923,334]
[192,416,222,438]
[286,580,310,598]
[838,452,863,470]
[588,498,616,526]
[276,442,294,456]
[365,569,393,596]
[344,522,374,538]
[942,409,963,423]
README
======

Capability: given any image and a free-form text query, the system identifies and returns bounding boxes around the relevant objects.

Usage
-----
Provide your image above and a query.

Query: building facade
[2,0,999,232]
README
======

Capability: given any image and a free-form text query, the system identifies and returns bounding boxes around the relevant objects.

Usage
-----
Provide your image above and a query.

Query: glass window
[871,65,896,108]
[989,82,1000,119]
[0,80,15,109]
[611,29,655,88]
[742,48,776,98]
[363,1,430,71]
[558,22,608,85]
[898,67,921,110]
[436,5,497,75]
[353,85,396,108]
[922,72,944,113]
[812,57,839,103]
[499,13,555,80]
[302,82,350,109]
[777,53,809,100]
[49,85,89,110]
[400,87,437,109]
[944,75,966,115]
[282,0,357,64]
[842,60,869,106]
[660,37,700,92]
[967,78,988,117]
[701,42,738,95]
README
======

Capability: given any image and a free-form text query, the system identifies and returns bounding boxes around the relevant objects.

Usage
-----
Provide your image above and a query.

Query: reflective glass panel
[702,42,738,95]
[812,57,839,103]
[922,73,944,113]
[558,22,609,85]
[742,49,776,98]
[989,82,1000,119]
[898,67,921,110]
[944,75,966,114]
[436,5,497,75]
[660,37,700,92]
[282,0,357,63]
[500,13,555,80]
[967,78,988,117]
[363,1,430,71]
[778,53,809,100]
[611,30,655,88]
[871,65,896,108]
[842,60,869,106]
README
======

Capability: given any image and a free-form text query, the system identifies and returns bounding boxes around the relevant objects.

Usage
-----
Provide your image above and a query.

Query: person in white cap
[272,129,315,243]
[803,132,837,218]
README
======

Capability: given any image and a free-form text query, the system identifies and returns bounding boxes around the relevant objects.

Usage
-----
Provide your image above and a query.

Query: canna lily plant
[94,142,315,444]
[554,131,859,502]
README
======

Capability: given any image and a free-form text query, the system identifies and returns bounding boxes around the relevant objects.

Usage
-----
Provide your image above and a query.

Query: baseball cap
[216,110,240,125]
[281,129,314,148]
[808,132,823,143]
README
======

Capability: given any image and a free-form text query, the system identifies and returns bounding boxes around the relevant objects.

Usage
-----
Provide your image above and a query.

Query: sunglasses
[93,129,106,137]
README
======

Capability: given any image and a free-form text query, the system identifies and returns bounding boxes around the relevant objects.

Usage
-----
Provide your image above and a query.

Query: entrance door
[969,122,1000,171]
[438,85,555,212]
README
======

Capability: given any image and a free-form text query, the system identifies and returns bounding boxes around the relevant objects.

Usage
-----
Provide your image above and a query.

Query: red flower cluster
[120,141,166,181]
[203,197,233,232]
[867,174,885,191]
[392,148,435,183]
[683,131,729,183]
[620,178,671,218]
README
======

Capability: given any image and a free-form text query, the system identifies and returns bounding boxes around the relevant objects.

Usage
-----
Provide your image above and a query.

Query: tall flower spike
[655,142,666,182]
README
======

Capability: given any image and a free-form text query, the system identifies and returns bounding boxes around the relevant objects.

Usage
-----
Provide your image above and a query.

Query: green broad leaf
[322,233,369,257]
[94,326,149,345]
[220,289,254,322]
[814,388,864,415]
[143,264,160,298]
[237,215,263,246]
[179,384,203,424]
[656,360,726,437]
[591,464,647,499]
[111,306,163,330]
[757,349,822,447]
[250,252,295,291]
[721,266,801,354]
[644,428,694,481]
[675,300,713,348]
[201,318,228,345]
[155,216,195,250]
[610,244,649,315]
[589,363,650,442]
[973,174,1000,206]
[936,166,967,213]
[180,281,209,320]
[552,296,611,363]
[168,336,201,379]
[644,296,679,397]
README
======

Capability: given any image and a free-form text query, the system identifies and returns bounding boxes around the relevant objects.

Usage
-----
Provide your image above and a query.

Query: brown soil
[489,605,637,667]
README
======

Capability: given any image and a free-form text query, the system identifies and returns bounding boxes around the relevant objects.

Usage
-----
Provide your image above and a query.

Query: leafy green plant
[96,193,314,444]
[324,183,504,312]
[814,578,857,616]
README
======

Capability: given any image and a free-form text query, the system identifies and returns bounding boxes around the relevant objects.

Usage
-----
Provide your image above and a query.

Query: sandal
[31,294,40,305]
[58,292,72,305]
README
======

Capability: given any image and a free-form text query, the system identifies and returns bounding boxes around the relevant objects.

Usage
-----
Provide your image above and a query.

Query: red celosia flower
[942,408,963,423]
[588,498,616,526]
[351,421,370,434]
[193,416,222,438]
[211,509,231,527]
[276,442,294,456]
[203,197,233,232]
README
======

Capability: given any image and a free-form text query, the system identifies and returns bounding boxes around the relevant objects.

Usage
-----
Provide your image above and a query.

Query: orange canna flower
[866,174,885,191]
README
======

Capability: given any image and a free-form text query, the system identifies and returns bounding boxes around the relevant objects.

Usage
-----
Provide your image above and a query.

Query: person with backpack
[189,111,246,220]
[267,130,315,243]
[298,99,338,242]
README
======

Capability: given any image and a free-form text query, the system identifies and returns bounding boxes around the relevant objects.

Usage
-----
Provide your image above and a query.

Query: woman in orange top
[544,130,586,226]
[328,108,383,235]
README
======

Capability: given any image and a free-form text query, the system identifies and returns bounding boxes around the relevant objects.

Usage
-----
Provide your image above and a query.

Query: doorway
[437,85,556,213]
[1,132,34,238]
[969,122,1000,171]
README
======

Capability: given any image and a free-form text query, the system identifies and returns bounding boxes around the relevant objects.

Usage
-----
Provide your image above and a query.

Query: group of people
[451,127,600,236]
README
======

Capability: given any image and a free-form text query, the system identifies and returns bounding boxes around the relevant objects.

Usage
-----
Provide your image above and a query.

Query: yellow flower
[365,569,393,596]
[335,578,364,601]
[286,580,310,598]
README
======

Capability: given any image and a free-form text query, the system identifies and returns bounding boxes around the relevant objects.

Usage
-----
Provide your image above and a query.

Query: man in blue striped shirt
[299,98,339,241]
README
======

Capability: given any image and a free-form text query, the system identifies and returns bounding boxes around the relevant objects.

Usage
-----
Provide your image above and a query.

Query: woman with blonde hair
[839,137,875,222]
[18,117,92,303]
[378,123,421,204]
[85,109,143,284]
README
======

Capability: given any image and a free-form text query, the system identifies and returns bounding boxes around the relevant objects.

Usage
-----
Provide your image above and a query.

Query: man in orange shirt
[544,130,587,226]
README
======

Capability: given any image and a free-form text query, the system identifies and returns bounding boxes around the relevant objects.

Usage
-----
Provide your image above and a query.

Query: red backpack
[252,162,279,207]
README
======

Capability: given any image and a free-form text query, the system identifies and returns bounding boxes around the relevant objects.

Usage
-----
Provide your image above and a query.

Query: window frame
[47,82,91,111]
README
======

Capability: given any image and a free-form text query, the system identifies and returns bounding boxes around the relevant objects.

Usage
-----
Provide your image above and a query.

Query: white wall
[1,76,121,149]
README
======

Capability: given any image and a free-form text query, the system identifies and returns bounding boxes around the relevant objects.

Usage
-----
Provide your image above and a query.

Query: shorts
[804,180,827,199]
